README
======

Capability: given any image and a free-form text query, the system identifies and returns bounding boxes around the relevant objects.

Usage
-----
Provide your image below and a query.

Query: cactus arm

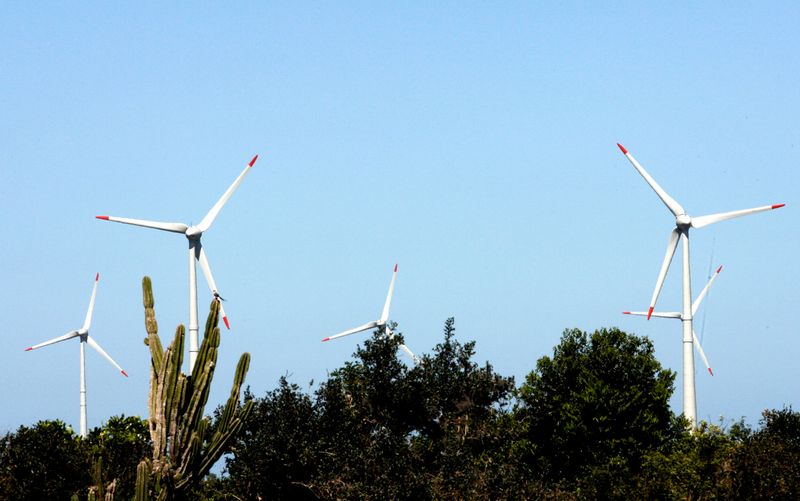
[138,277,252,499]
[134,459,150,501]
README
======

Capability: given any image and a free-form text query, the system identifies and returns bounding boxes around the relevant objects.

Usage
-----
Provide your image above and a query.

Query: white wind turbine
[25,273,127,438]
[322,264,419,364]
[617,143,784,427]
[624,264,725,378]
[97,154,257,371]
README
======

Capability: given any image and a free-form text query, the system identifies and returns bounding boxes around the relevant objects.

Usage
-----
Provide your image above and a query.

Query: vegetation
[516,327,680,492]
[208,321,800,499]
[1,318,797,499]
[134,277,253,501]
[0,417,149,500]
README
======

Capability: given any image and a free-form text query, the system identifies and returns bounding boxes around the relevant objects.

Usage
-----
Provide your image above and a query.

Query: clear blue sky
[1,2,798,435]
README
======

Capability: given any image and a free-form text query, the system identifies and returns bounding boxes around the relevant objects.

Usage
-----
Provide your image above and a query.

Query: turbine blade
[197,155,258,233]
[322,320,380,342]
[383,326,419,363]
[692,329,713,376]
[26,330,80,351]
[691,204,785,229]
[95,216,188,234]
[82,273,100,331]
[692,265,723,316]
[648,228,681,319]
[398,343,419,364]
[623,311,681,319]
[86,336,128,377]
[617,143,686,217]
[196,243,230,329]
[380,264,398,324]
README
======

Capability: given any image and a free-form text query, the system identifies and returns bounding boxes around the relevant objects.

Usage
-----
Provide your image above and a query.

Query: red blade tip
[622,311,631,315]
[394,264,398,272]
[249,155,258,167]
[708,368,714,376]
[96,216,109,220]
[772,203,785,209]
[716,265,723,274]
[95,273,100,281]
[617,143,628,154]
[121,370,129,378]
[646,306,654,320]
[322,337,331,342]
[25,347,33,352]
[223,316,230,330]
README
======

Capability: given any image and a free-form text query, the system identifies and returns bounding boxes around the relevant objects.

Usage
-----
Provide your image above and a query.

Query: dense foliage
[211,322,800,499]
[516,327,680,491]
[2,321,797,499]
[0,416,150,500]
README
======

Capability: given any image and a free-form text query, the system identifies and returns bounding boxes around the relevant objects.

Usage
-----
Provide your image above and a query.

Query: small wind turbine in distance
[617,143,784,428]
[624,264,724,377]
[96,154,258,372]
[323,264,419,364]
[25,273,127,438]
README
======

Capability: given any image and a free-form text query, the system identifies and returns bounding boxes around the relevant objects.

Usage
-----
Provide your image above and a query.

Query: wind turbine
[25,273,127,438]
[617,143,784,427]
[624,264,724,377]
[97,155,257,371]
[322,264,418,364]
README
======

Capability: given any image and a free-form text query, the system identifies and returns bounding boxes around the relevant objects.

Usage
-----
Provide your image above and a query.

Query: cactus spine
[135,277,253,501]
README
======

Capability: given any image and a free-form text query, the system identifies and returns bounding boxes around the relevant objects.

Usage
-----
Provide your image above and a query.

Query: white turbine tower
[323,264,418,364]
[25,273,128,437]
[617,143,784,427]
[97,154,257,371]
[624,264,725,377]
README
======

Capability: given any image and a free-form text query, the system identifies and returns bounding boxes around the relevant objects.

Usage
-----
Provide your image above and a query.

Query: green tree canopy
[728,406,800,498]
[0,420,91,500]
[4,323,797,500]
[223,379,319,500]
[517,327,679,487]
[221,318,516,500]
[85,415,151,500]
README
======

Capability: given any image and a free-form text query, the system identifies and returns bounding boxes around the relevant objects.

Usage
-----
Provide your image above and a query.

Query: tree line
[2,319,798,499]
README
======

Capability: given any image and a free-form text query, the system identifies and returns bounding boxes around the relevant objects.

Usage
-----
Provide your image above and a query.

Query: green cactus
[135,277,254,501]
[87,456,115,501]
[135,460,148,501]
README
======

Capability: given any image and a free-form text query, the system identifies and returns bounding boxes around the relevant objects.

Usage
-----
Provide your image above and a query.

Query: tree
[633,419,738,499]
[221,318,518,500]
[311,330,425,499]
[0,420,91,500]
[85,415,152,500]
[517,327,678,488]
[222,379,319,499]
[728,406,800,498]
[407,317,517,499]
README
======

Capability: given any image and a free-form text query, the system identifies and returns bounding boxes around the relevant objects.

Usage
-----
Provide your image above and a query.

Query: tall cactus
[135,277,254,501]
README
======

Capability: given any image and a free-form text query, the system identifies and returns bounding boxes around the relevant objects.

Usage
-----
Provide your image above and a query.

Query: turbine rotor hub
[676,214,692,228]
[185,226,202,239]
